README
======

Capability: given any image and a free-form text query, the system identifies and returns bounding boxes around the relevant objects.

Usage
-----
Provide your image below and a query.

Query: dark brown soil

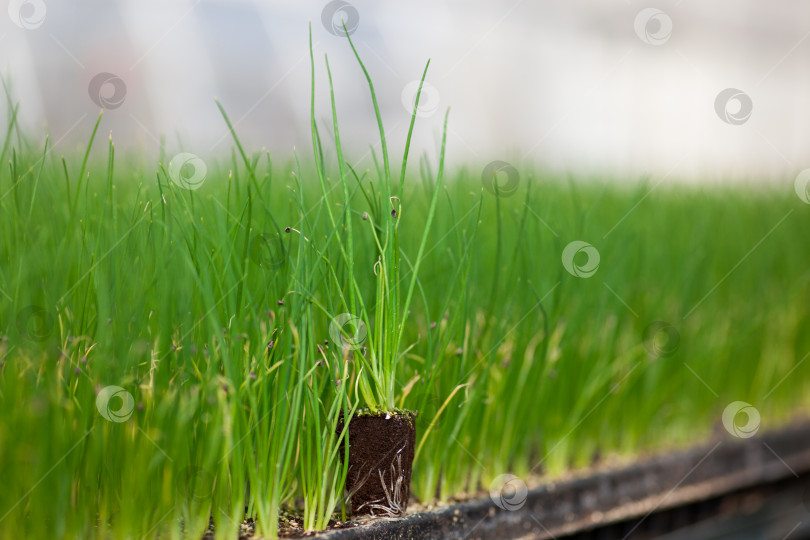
[338,411,416,518]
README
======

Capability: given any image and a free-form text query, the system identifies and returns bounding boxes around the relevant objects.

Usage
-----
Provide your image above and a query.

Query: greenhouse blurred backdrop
[1,0,810,180]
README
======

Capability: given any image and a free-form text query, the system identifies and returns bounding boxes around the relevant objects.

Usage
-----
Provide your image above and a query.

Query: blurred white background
[1,0,809,182]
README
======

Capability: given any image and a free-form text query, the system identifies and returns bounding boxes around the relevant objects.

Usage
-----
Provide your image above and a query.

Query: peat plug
[339,411,416,517]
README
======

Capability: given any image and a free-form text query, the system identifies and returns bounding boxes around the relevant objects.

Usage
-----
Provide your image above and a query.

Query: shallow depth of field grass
[2,34,810,539]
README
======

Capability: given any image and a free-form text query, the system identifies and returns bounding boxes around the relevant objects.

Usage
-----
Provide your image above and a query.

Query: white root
[348,443,409,518]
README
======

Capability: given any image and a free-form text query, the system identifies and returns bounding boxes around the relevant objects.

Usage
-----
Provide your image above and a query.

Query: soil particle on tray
[339,411,416,518]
